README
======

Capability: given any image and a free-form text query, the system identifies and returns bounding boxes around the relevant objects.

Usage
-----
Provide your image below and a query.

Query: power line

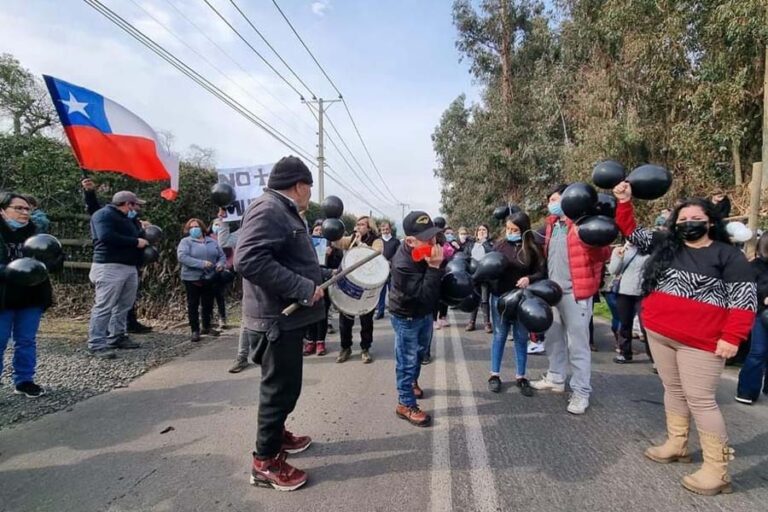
[271,0,342,97]
[269,0,400,203]
[201,0,307,100]
[227,0,316,99]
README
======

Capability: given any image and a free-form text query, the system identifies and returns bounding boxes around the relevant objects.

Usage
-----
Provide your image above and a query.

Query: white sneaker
[530,375,565,392]
[567,394,589,415]
[527,341,545,354]
[434,321,442,330]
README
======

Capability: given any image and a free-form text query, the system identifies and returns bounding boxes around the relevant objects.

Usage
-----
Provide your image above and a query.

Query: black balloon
[441,270,474,305]
[5,257,48,287]
[321,195,344,219]
[493,205,510,220]
[22,234,63,267]
[433,216,447,229]
[592,193,617,218]
[561,182,598,221]
[627,164,672,200]
[468,258,479,275]
[143,225,163,245]
[142,246,160,264]
[446,258,468,274]
[472,252,508,283]
[497,288,527,321]
[577,215,619,247]
[322,218,346,242]
[592,160,626,189]
[456,290,481,313]
[526,280,563,307]
[518,296,554,333]
[211,182,236,207]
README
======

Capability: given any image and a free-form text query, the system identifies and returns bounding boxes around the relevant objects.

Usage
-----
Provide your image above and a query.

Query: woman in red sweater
[613,182,756,496]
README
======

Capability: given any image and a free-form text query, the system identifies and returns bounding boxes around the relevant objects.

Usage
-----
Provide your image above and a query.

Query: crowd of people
[2,156,768,495]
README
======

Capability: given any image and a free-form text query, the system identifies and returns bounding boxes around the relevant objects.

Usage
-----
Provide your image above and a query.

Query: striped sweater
[615,201,756,352]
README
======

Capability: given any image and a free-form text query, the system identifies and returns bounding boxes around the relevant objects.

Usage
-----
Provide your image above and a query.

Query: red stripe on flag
[64,125,170,182]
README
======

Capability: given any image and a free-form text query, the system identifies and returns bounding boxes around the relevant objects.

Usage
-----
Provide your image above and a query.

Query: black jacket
[0,220,53,311]
[90,204,144,266]
[389,243,443,318]
[492,239,545,295]
[752,258,768,313]
[381,236,401,261]
[234,190,324,331]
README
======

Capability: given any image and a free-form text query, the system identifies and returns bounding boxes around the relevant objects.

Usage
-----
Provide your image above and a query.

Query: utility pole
[398,202,409,224]
[303,98,341,202]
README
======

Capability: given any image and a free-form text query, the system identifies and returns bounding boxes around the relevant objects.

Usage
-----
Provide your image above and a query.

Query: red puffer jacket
[544,215,611,301]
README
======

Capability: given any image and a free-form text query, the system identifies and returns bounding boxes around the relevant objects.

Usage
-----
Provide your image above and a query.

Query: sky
[0,0,481,221]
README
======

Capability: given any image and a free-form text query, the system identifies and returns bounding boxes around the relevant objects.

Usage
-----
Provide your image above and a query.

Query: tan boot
[644,412,692,463]
[682,431,734,496]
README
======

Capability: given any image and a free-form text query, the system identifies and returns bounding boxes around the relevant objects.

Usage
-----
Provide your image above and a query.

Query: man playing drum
[335,216,384,364]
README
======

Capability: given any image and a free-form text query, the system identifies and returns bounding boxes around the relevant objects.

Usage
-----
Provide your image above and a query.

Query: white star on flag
[61,92,89,118]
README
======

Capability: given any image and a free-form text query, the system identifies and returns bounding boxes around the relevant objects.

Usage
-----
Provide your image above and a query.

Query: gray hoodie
[177,236,226,281]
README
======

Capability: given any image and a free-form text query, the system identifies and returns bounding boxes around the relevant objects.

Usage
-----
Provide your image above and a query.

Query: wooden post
[747,161,763,258]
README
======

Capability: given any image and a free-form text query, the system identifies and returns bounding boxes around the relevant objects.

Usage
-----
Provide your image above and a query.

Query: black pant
[339,310,374,350]
[617,294,646,358]
[183,280,215,333]
[469,284,490,325]
[433,302,448,321]
[306,299,331,342]
[246,327,304,458]
[214,283,227,321]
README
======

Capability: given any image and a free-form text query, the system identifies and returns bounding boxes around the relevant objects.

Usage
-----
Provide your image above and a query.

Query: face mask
[445,234,455,242]
[459,235,467,243]
[548,202,564,217]
[382,233,392,241]
[507,234,521,243]
[127,210,138,219]
[212,225,221,234]
[189,227,203,239]
[6,218,28,230]
[677,221,709,242]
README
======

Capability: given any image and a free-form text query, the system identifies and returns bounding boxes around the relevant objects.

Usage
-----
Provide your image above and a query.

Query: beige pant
[647,330,727,441]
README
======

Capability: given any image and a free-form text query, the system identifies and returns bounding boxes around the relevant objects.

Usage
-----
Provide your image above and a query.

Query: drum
[329,246,390,316]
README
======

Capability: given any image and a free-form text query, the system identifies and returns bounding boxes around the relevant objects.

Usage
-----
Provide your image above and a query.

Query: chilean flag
[44,75,180,200]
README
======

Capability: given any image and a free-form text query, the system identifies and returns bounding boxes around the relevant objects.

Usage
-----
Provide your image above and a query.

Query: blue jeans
[376,279,390,317]
[602,291,621,332]
[737,318,768,401]
[0,307,44,385]
[490,295,529,377]
[391,314,432,407]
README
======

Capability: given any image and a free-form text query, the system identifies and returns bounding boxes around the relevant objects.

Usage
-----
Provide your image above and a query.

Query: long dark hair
[506,211,542,268]
[642,197,730,294]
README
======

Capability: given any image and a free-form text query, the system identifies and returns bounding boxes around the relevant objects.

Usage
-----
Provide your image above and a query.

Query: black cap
[403,211,442,241]
[267,156,313,190]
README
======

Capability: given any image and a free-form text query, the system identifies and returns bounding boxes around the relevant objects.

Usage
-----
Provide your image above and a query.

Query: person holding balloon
[529,184,611,415]
[487,211,544,395]
[177,218,226,342]
[613,181,755,496]
[465,224,494,333]
[0,192,56,398]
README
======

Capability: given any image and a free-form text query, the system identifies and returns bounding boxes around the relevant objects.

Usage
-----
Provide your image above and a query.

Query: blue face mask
[507,234,522,243]
[189,227,203,239]
[127,210,138,219]
[445,234,455,242]
[6,218,28,230]
[548,202,564,217]
[212,225,221,234]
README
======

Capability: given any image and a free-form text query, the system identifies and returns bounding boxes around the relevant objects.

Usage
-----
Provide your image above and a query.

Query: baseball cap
[403,211,442,241]
[111,191,146,205]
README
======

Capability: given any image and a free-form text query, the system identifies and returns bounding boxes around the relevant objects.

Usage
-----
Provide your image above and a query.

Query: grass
[593,301,612,321]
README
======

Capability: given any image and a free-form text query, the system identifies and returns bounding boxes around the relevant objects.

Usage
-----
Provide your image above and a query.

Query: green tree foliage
[435,0,768,226]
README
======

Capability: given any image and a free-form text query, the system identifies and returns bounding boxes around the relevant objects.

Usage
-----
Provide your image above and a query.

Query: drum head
[343,247,389,288]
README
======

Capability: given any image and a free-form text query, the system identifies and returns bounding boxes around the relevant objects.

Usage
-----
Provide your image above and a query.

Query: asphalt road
[1,311,767,512]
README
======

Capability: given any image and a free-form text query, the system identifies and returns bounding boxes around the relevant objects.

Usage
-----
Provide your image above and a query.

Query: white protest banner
[216,163,275,222]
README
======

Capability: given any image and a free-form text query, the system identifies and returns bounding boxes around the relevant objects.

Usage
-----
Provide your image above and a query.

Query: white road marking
[447,311,501,512]
[430,324,452,512]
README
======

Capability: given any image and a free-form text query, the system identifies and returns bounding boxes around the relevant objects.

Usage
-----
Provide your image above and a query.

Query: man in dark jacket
[374,220,400,320]
[234,156,323,492]
[86,191,147,358]
[389,211,443,427]
[81,178,152,334]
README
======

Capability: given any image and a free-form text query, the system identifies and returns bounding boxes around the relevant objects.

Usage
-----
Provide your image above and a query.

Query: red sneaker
[316,341,327,356]
[303,342,316,356]
[251,452,307,491]
[282,429,312,454]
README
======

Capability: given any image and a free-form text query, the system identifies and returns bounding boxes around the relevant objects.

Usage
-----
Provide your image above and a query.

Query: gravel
[0,328,230,431]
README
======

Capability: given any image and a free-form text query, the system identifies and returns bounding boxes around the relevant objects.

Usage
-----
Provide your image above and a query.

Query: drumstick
[281,249,383,316]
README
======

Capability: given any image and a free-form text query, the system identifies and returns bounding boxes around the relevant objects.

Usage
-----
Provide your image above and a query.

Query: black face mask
[676,221,709,242]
